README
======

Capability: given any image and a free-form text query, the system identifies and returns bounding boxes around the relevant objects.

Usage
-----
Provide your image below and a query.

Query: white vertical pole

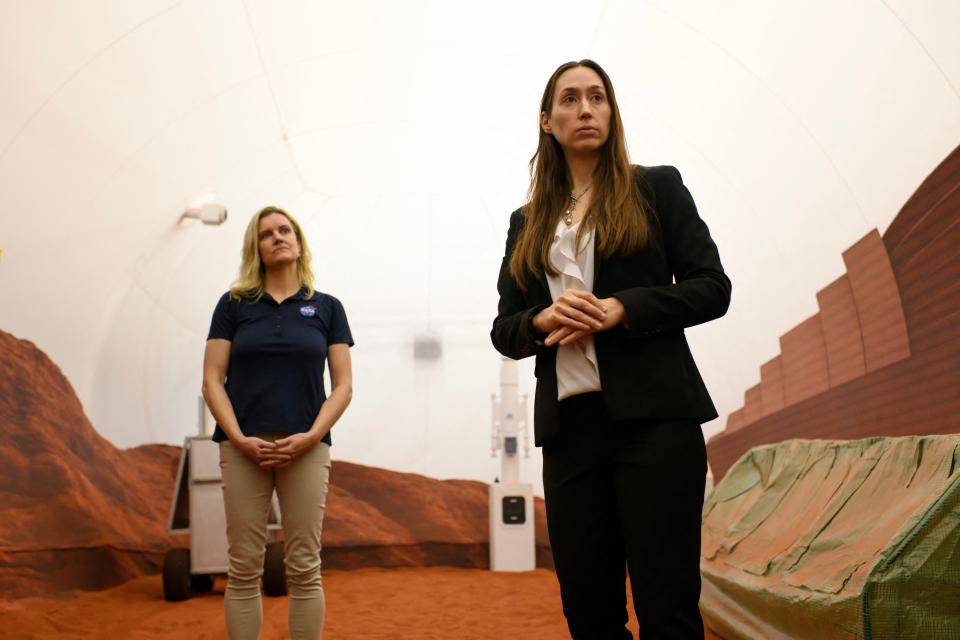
[498,358,521,484]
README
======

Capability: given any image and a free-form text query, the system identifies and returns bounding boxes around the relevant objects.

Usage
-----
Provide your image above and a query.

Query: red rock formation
[323,462,552,571]
[0,330,181,599]
[709,144,960,480]
[0,330,549,600]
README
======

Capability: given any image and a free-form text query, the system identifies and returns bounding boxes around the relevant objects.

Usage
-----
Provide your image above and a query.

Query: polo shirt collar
[264,286,310,305]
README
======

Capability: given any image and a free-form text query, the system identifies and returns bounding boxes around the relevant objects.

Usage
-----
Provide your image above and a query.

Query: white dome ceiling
[2,0,958,492]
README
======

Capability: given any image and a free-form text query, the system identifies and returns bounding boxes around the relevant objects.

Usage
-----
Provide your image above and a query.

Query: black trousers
[542,392,706,640]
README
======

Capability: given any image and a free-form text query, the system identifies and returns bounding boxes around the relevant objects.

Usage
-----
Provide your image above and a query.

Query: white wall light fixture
[179,203,228,226]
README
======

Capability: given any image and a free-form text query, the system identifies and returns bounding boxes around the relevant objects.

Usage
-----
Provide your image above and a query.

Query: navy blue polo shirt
[207,287,354,445]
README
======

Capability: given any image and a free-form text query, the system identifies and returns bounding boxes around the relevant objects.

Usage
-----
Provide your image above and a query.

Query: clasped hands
[235,432,317,468]
[532,289,626,347]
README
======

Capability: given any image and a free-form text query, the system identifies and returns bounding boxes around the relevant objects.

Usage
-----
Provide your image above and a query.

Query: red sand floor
[0,566,724,639]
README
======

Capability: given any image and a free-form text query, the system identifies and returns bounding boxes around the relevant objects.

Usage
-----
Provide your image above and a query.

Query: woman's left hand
[267,433,319,468]
[545,297,626,346]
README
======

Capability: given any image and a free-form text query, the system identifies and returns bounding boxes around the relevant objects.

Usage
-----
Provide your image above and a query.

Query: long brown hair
[230,206,315,301]
[509,59,649,289]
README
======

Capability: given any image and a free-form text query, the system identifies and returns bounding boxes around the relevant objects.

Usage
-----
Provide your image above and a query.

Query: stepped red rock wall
[708,144,960,480]
[816,275,865,386]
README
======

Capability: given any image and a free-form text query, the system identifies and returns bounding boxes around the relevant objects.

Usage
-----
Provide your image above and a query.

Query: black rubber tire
[262,542,287,597]
[162,549,192,601]
[190,573,215,593]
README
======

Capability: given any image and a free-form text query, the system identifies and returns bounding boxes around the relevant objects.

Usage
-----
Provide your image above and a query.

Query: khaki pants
[220,434,331,640]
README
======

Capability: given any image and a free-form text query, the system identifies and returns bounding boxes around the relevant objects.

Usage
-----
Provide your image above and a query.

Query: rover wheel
[263,541,287,597]
[162,549,192,601]
[190,573,214,593]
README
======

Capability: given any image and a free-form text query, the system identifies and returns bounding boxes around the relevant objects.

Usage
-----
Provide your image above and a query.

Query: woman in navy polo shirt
[202,205,353,640]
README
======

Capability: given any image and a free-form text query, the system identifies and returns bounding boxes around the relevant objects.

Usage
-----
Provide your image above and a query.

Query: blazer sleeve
[490,209,550,360]
[613,166,732,336]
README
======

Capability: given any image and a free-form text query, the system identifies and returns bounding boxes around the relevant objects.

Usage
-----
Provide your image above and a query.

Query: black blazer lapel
[593,230,604,284]
[537,271,551,301]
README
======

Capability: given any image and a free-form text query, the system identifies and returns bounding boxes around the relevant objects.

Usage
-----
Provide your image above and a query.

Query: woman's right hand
[233,436,292,468]
[532,288,606,334]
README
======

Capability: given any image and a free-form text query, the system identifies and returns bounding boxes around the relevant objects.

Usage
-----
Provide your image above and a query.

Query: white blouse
[546,219,602,400]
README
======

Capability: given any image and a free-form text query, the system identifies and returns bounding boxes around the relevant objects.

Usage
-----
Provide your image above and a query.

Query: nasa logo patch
[299,305,317,317]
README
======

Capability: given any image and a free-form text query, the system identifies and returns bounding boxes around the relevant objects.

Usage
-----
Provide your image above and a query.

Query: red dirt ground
[0,567,724,639]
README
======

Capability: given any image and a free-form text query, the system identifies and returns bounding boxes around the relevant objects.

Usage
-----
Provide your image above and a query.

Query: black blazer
[490,165,731,446]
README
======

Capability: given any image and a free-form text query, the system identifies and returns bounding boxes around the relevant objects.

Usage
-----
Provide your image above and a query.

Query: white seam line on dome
[643,0,872,229]
[74,71,272,218]
[0,1,188,165]
[588,0,610,56]
[240,0,309,192]
[878,0,960,105]
[634,107,790,275]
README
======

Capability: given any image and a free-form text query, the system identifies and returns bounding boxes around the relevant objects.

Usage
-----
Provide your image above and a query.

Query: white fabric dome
[2,0,958,493]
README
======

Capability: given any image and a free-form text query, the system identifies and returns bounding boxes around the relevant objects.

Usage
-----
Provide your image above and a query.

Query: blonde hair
[510,59,650,290]
[229,206,315,301]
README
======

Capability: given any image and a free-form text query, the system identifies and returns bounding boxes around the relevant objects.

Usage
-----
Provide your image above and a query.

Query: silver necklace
[564,185,591,226]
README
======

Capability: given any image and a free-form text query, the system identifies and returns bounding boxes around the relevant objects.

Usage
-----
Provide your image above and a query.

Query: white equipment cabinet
[489,357,536,572]
[163,433,285,601]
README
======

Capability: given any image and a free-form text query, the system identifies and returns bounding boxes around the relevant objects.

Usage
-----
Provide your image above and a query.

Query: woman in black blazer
[491,60,730,640]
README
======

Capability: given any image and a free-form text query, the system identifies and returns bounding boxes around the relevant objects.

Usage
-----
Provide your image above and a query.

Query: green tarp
[700,435,960,639]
